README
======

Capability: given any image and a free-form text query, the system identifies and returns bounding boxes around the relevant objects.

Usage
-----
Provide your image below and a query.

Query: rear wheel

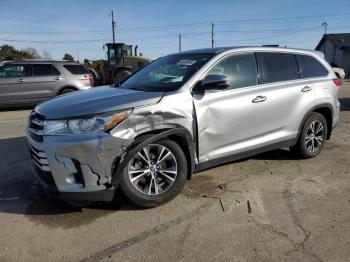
[59,88,76,95]
[119,139,187,208]
[291,112,328,158]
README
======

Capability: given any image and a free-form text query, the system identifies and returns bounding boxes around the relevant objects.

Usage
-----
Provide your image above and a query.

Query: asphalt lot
[0,83,350,262]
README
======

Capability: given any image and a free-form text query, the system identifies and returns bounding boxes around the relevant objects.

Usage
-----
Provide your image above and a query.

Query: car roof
[174,46,323,57]
[1,60,81,65]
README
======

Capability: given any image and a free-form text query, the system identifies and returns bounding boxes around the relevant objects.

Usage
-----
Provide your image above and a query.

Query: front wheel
[113,70,132,85]
[291,112,328,158]
[119,139,187,208]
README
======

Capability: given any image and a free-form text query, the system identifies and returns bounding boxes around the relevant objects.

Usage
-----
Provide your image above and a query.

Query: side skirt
[194,139,296,172]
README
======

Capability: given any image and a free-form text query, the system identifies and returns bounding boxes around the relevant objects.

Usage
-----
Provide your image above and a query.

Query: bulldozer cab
[106,43,133,68]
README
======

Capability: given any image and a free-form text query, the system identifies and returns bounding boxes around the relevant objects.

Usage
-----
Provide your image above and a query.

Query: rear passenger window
[63,64,89,75]
[33,64,60,76]
[296,55,328,78]
[257,52,299,84]
[206,53,257,90]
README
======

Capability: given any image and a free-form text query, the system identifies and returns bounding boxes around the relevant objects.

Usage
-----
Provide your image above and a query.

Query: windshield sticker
[177,59,197,66]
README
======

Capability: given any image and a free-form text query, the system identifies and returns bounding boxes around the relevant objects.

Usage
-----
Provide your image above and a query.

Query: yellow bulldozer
[84,43,151,86]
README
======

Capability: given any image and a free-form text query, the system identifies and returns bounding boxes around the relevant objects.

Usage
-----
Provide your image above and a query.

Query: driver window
[0,64,26,78]
[207,53,258,90]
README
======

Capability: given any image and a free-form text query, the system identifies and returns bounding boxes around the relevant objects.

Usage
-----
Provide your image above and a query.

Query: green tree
[0,44,34,61]
[63,53,75,62]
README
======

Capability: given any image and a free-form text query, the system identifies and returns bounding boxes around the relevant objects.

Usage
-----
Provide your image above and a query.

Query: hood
[35,86,165,119]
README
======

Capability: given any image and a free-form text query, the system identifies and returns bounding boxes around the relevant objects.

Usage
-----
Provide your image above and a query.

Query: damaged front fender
[111,127,195,188]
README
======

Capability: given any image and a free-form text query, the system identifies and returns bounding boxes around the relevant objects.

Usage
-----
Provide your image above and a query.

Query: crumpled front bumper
[26,128,129,202]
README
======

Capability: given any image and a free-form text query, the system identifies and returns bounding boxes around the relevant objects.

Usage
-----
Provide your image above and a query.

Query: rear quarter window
[296,55,328,78]
[63,64,89,75]
[257,52,299,84]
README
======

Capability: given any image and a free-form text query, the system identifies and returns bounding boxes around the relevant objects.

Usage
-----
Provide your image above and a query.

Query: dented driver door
[193,52,277,164]
[193,86,272,163]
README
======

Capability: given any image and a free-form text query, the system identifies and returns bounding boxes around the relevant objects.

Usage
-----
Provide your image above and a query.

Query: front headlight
[44,109,132,135]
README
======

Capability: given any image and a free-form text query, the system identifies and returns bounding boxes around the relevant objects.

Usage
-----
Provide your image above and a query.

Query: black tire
[290,112,328,159]
[119,139,187,208]
[60,88,76,95]
[113,70,132,85]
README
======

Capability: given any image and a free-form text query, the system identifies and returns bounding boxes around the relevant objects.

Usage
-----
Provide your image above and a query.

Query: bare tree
[23,47,41,59]
[42,49,52,60]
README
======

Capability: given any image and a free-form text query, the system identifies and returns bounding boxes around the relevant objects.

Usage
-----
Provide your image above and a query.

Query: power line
[119,13,350,31]
[214,13,350,25]
[0,12,349,37]
[215,30,314,44]
[2,24,349,45]
[0,30,110,34]
[0,38,109,44]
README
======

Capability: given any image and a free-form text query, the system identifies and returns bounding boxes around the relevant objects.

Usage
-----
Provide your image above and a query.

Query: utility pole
[111,10,116,43]
[76,49,80,63]
[322,22,328,35]
[322,22,328,53]
[179,34,182,52]
[211,22,215,48]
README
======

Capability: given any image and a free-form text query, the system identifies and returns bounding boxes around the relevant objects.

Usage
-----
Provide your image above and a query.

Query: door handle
[301,86,312,92]
[252,95,267,103]
[55,76,62,80]
[17,79,26,83]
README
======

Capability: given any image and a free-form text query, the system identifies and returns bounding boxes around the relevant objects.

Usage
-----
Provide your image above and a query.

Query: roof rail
[21,59,69,62]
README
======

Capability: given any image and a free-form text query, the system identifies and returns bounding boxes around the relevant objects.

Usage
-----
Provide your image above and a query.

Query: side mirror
[201,74,230,90]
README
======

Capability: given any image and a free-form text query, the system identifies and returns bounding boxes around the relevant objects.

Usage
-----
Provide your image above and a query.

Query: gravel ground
[0,82,349,262]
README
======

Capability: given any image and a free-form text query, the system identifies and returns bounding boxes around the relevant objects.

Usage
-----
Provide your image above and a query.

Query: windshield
[121,53,214,91]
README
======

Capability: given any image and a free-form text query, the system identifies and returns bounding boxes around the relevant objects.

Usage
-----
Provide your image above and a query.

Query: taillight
[332,78,342,87]
[81,74,93,85]
[82,74,92,80]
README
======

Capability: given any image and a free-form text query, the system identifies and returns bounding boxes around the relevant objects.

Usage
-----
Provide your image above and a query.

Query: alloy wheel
[128,144,178,195]
[305,120,324,153]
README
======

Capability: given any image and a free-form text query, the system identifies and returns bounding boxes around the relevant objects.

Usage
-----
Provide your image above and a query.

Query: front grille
[28,111,45,142]
[29,144,50,172]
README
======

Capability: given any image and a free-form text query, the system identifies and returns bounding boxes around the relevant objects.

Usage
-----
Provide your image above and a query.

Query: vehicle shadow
[252,148,296,161]
[0,136,141,225]
[339,97,350,111]
[0,137,297,224]
[0,105,34,112]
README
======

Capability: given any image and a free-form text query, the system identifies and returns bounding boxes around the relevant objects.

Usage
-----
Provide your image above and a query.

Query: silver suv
[0,60,92,107]
[26,47,341,207]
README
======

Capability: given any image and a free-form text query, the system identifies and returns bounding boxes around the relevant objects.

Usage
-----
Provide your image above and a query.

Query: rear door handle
[17,78,26,83]
[55,76,62,81]
[301,86,312,92]
[252,95,267,103]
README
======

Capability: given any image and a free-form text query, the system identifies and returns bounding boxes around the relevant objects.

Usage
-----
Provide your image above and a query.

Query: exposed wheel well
[313,107,332,140]
[133,129,194,180]
[57,86,78,95]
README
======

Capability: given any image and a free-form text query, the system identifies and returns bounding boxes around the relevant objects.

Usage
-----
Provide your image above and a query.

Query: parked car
[26,47,341,207]
[332,67,346,79]
[0,60,93,107]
